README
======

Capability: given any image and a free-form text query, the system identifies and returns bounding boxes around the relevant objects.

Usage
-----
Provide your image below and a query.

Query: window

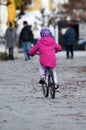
[28,0,34,7]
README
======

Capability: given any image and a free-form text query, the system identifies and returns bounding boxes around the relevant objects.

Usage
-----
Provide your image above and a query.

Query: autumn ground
[0,51,86,130]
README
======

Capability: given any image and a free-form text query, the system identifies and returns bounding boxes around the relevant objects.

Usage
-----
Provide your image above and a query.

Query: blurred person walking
[48,18,55,37]
[32,22,40,46]
[5,22,17,60]
[64,23,77,59]
[19,21,33,61]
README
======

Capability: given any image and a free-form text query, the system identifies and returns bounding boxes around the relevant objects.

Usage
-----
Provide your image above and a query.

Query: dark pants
[33,39,38,46]
[9,47,14,60]
[22,42,30,60]
[65,44,74,59]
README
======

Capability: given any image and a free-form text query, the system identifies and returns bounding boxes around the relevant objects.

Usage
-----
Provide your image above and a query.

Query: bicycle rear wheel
[42,82,49,97]
[48,69,55,99]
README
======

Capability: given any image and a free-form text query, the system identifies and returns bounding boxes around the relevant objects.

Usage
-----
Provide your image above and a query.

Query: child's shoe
[55,85,60,92]
[39,78,45,84]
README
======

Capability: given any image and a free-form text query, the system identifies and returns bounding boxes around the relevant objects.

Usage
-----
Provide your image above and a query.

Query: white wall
[54,0,68,5]
[41,0,49,9]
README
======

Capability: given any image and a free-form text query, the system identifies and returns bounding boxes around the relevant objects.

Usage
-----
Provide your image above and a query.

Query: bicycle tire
[42,82,49,97]
[48,69,55,99]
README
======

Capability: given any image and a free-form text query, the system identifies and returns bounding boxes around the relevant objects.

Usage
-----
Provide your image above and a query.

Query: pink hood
[29,36,62,68]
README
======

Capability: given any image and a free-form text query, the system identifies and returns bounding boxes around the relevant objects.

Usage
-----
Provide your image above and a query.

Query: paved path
[0,51,86,130]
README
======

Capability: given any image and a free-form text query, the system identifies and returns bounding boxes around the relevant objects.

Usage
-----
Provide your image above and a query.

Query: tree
[62,0,86,21]
[15,0,33,20]
[15,0,33,9]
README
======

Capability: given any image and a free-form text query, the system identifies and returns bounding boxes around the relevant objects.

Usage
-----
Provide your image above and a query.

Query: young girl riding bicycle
[28,27,62,91]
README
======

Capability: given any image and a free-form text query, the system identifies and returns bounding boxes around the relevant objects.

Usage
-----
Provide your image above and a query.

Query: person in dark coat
[64,23,77,59]
[19,21,33,60]
[5,22,17,60]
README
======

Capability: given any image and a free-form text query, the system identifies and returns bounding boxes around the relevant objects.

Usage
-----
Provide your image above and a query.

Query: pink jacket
[29,36,62,68]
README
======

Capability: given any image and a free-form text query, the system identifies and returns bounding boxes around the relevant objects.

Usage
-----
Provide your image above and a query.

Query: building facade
[26,0,68,11]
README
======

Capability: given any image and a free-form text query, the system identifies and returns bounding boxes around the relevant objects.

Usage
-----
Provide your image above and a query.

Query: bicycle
[42,67,55,99]
[35,52,56,99]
